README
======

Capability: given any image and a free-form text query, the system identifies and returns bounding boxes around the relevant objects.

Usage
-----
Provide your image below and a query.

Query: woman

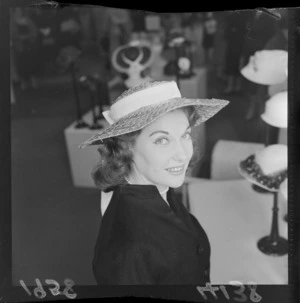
[79,81,229,285]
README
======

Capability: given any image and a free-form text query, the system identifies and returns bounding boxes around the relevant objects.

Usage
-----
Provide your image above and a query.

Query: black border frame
[1,1,299,302]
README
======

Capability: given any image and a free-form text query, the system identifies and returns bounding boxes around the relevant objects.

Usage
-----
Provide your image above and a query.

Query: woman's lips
[165,165,185,175]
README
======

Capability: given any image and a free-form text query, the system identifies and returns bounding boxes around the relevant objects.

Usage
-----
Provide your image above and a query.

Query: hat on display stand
[111,40,155,88]
[241,50,288,85]
[261,91,287,128]
[238,144,287,192]
[163,31,195,79]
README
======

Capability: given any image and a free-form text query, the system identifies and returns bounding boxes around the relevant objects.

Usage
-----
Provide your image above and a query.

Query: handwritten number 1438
[20,279,77,299]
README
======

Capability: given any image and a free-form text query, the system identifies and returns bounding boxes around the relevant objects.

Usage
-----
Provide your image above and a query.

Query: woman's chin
[164,176,186,188]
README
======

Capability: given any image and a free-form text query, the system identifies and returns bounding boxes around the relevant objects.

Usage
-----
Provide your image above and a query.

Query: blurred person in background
[202,12,217,66]
[56,6,82,50]
[182,13,205,67]
[130,9,146,35]
[223,11,247,93]
[264,9,288,51]
[77,6,110,58]
[10,7,40,89]
[213,11,227,79]
[29,7,63,77]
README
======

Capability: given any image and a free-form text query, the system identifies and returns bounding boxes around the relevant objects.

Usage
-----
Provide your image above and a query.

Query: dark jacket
[93,184,211,285]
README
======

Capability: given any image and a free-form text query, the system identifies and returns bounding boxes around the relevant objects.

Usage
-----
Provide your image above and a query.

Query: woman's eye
[154,137,169,145]
[182,132,192,140]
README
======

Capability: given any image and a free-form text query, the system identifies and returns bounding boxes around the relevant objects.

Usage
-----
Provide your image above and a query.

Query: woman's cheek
[185,141,194,161]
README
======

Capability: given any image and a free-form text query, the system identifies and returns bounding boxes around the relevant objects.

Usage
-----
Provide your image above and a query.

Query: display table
[188,179,288,284]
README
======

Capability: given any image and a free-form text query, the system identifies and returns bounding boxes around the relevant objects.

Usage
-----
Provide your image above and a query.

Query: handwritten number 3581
[20,278,77,299]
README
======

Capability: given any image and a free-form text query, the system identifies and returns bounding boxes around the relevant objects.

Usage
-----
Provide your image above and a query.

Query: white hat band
[102,81,181,125]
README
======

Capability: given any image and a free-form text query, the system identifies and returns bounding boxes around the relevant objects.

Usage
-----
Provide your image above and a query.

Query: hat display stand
[251,125,273,195]
[78,76,103,130]
[255,115,288,256]
[111,41,154,89]
[239,50,288,256]
[239,144,288,256]
[87,73,110,121]
[254,127,288,256]
[261,91,288,224]
[70,61,90,129]
[163,32,195,90]
[257,191,288,256]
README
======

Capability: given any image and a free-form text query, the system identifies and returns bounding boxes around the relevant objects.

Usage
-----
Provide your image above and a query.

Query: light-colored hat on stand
[111,40,154,74]
[241,50,288,85]
[261,91,287,128]
[79,81,229,148]
[238,144,288,192]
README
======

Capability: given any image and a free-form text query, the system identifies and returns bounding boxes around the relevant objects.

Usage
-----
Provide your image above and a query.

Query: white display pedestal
[64,108,109,188]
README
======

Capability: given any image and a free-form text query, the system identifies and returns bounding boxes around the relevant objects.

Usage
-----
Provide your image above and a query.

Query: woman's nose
[173,142,188,162]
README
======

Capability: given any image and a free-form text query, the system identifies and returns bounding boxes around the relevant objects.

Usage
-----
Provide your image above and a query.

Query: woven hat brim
[238,156,287,192]
[79,97,229,148]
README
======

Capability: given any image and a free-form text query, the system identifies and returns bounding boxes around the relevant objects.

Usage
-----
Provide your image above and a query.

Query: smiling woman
[91,106,199,195]
[79,80,229,285]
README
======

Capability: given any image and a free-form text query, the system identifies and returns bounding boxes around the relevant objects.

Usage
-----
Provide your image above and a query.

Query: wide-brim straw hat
[79,81,229,148]
[238,144,287,192]
[261,91,287,128]
[241,50,288,85]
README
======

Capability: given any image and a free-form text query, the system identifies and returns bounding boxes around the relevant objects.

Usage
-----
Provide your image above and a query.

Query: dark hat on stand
[238,144,287,192]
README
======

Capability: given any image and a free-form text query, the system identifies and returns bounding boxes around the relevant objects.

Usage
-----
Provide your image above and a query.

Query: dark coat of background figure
[93,185,211,285]
[240,10,278,95]
[224,11,248,76]
[240,10,277,64]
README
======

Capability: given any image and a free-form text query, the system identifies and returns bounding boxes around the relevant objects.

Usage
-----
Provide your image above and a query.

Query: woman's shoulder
[106,185,172,231]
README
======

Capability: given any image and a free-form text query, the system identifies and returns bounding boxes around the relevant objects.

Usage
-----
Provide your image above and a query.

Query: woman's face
[131,109,193,189]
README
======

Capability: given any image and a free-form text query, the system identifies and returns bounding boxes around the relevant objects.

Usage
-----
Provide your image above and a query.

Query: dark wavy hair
[92,106,203,191]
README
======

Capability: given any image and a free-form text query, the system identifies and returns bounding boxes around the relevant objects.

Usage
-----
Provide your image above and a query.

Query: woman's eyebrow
[149,130,169,137]
[149,126,191,137]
